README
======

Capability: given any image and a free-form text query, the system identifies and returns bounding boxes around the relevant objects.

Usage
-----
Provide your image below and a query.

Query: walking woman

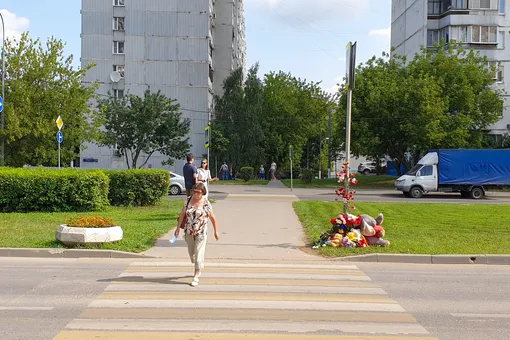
[197,158,218,199]
[174,182,219,286]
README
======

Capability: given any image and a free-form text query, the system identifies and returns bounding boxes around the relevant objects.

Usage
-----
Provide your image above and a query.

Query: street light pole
[0,12,5,165]
[327,109,333,178]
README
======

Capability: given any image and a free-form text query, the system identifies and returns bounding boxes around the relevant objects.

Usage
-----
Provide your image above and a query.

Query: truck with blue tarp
[394,149,510,199]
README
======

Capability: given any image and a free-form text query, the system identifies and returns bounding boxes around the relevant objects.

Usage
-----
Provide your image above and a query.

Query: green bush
[238,167,254,182]
[300,168,314,184]
[0,168,109,212]
[104,169,170,206]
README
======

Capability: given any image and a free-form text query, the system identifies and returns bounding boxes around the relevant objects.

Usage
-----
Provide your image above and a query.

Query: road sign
[345,41,357,90]
[57,131,63,144]
[0,96,3,113]
[204,125,210,148]
[56,116,63,130]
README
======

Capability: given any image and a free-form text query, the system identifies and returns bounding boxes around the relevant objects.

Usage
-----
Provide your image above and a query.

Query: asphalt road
[168,188,510,204]
[0,258,128,340]
[357,262,510,340]
[2,258,510,340]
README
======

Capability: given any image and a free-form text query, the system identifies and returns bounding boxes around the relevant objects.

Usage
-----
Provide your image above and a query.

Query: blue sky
[0,0,391,94]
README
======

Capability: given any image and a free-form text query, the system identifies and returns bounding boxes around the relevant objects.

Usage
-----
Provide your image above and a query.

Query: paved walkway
[142,180,317,261]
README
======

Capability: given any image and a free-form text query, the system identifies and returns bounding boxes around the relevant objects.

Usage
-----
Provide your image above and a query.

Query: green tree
[262,72,332,177]
[336,44,503,175]
[212,65,335,178]
[212,64,265,172]
[98,89,191,169]
[1,33,100,167]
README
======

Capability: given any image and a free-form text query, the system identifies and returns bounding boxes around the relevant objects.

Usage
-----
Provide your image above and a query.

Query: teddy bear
[356,213,390,247]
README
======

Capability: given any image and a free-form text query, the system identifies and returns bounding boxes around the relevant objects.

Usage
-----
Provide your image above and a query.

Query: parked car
[169,172,185,195]
[358,162,387,175]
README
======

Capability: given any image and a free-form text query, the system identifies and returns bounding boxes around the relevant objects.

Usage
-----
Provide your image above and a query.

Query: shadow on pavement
[97,276,191,285]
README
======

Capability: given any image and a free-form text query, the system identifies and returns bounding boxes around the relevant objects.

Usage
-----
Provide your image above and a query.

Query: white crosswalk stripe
[53,262,437,340]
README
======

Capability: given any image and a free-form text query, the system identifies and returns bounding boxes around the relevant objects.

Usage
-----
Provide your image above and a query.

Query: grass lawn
[282,176,397,189]
[293,201,510,257]
[0,200,183,253]
[210,179,270,186]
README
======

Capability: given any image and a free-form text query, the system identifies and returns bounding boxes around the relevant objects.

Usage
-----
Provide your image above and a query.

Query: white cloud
[0,9,30,40]
[247,0,370,26]
[369,26,391,41]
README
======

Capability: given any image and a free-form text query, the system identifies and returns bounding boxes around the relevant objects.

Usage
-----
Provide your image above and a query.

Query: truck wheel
[363,169,370,176]
[470,187,484,199]
[409,186,423,198]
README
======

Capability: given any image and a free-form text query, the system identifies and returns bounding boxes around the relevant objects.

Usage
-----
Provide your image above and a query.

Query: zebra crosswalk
[53,262,436,340]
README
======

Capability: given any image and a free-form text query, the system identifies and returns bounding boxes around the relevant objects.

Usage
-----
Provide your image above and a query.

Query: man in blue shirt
[183,154,197,197]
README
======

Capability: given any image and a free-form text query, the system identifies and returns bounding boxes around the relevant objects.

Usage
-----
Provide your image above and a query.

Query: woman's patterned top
[183,198,212,236]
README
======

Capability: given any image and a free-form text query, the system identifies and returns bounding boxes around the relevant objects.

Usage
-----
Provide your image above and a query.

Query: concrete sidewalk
[142,180,319,261]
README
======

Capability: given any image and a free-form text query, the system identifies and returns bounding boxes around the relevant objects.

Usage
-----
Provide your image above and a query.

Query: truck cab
[394,152,438,198]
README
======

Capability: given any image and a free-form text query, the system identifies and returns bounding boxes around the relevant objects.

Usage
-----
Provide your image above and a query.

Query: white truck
[394,149,510,199]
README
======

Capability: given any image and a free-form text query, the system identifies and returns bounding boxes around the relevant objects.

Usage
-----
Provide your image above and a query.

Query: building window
[499,30,505,48]
[450,26,468,42]
[451,0,468,9]
[470,0,497,9]
[113,89,124,98]
[500,0,506,13]
[113,65,125,78]
[472,26,498,43]
[428,0,467,15]
[113,0,125,6]
[113,41,125,54]
[489,61,504,82]
[113,17,125,31]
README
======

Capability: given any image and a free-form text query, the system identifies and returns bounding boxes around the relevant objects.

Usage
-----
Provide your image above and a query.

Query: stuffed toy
[356,213,390,247]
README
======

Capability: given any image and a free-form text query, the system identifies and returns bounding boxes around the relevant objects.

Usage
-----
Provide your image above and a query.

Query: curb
[336,253,510,265]
[0,248,153,259]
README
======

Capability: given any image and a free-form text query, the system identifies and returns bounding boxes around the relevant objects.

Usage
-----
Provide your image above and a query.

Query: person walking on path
[270,160,277,180]
[259,165,265,179]
[197,158,218,199]
[183,154,197,197]
[220,162,229,181]
[174,182,219,286]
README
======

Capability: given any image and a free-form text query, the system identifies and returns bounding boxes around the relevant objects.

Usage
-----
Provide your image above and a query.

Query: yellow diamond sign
[56,116,63,130]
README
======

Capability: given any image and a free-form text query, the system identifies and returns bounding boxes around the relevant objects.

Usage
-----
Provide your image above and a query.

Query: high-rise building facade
[80,0,246,170]
[391,0,509,137]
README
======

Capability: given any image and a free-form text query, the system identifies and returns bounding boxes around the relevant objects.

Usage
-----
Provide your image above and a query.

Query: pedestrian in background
[259,165,265,179]
[220,162,229,181]
[174,182,219,286]
[270,160,277,180]
[183,154,197,196]
[197,158,218,199]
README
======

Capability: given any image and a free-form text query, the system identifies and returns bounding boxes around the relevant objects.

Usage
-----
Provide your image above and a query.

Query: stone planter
[56,225,123,246]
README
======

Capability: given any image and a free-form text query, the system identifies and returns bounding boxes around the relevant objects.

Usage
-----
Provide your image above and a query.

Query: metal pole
[290,147,293,192]
[207,110,211,163]
[327,109,332,179]
[344,89,353,214]
[58,142,61,168]
[318,129,322,179]
[1,12,5,166]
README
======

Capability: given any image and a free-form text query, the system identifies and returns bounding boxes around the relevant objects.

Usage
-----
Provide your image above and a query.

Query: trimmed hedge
[239,167,254,182]
[0,168,109,212]
[104,169,170,206]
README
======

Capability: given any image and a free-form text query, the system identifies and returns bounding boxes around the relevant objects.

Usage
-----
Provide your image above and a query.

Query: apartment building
[391,0,509,137]
[80,0,246,170]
